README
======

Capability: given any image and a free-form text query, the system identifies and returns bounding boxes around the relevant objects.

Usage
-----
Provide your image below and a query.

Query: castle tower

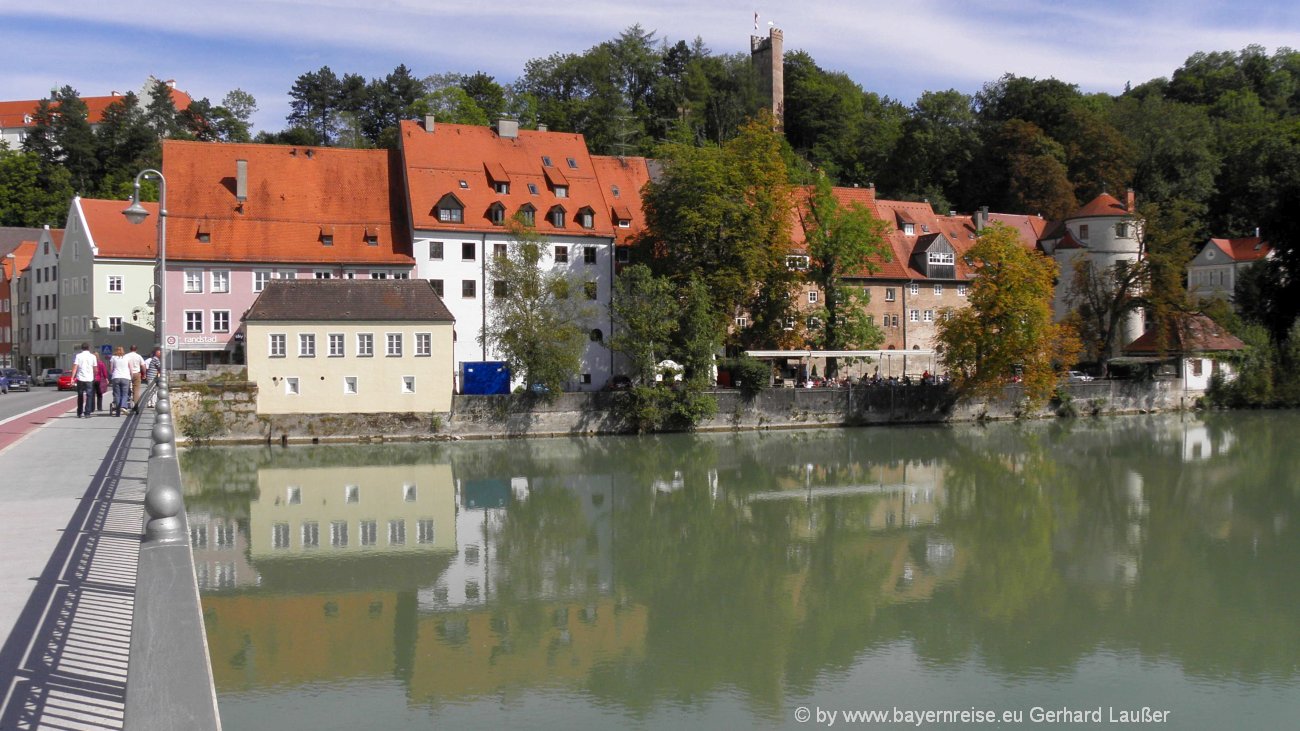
[750,27,784,128]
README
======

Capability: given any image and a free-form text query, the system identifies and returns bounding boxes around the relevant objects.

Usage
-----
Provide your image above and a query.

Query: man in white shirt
[72,343,99,418]
[125,345,145,410]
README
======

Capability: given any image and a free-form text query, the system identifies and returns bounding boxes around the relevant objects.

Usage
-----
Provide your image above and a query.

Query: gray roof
[0,227,46,259]
[244,279,454,323]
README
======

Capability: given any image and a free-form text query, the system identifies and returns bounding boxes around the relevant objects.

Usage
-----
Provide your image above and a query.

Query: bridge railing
[124,378,223,730]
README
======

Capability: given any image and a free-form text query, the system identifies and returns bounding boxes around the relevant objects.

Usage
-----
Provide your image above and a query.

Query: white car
[1067,371,1094,383]
[35,368,66,386]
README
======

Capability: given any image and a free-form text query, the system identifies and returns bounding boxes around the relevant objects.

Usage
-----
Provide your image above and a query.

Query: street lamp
[123,169,166,372]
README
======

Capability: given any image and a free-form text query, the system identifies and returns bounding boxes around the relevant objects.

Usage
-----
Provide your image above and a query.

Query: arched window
[590,328,603,342]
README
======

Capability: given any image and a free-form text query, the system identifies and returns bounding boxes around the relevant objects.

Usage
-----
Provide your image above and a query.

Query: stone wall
[170,378,1202,444]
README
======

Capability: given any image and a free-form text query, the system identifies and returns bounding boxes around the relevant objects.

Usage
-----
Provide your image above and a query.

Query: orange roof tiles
[78,198,158,259]
[590,155,652,246]
[162,139,412,265]
[1072,193,1129,218]
[0,87,192,129]
[987,213,1048,250]
[400,120,617,239]
[1209,237,1271,262]
[2,241,37,280]
[1125,314,1245,354]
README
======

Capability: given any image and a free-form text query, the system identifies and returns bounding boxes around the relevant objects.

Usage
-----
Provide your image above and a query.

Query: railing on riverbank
[123,378,222,730]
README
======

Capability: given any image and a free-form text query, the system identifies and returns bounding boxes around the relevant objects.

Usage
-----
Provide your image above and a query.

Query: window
[185,269,203,293]
[554,185,568,198]
[923,310,934,322]
[401,375,416,393]
[527,183,538,195]
[298,333,315,357]
[301,521,319,548]
[330,521,348,548]
[360,520,377,546]
[1115,222,1130,238]
[321,234,333,246]
[462,280,476,298]
[611,184,621,197]
[461,242,475,261]
[388,520,406,546]
[910,282,919,295]
[891,315,900,328]
[272,523,290,549]
[928,251,955,266]
[108,316,123,333]
[404,484,417,502]
[429,241,444,260]
[212,310,230,333]
[285,377,300,395]
[329,333,344,357]
[1079,224,1090,241]
[418,520,436,544]
[430,279,444,297]
[386,333,402,357]
[616,248,629,263]
[491,279,506,297]
[458,179,468,189]
[590,328,603,342]
[493,243,507,258]
[549,207,565,227]
[958,284,967,297]
[519,206,535,226]
[808,291,818,304]
[438,205,463,223]
[541,155,553,167]
[578,209,594,228]
[343,376,358,394]
[107,275,123,293]
[277,269,297,280]
[357,333,374,357]
[494,181,509,194]
[345,485,359,503]
[584,247,597,264]
[885,288,896,302]
[314,270,333,279]
[584,281,598,300]
[185,310,203,333]
[910,310,920,322]
[566,156,578,169]
[254,270,271,292]
[555,245,569,263]
[904,223,915,236]
[787,255,809,270]
[489,203,506,225]
[416,332,431,356]
[734,316,748,328]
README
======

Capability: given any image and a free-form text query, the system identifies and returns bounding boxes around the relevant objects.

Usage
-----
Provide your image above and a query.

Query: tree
[935,223,1080,405]
[0,146,71,226]
[144,79,182,139]
[95,92,158,196]
[287,66,344,145]
[460,72,506,122]
[481,220,595,394]
[802,175,891,375]
[609,264,679,384]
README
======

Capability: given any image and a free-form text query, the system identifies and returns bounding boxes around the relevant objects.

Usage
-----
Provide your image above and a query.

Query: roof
[590,155,652,246]
[987,213,1048,247]
[1208,236,1270,263]
[400,120,618,238]
[244,280,455,322]
[2,241,37,280]
[0,227,47,259]
[162,139,413,265]
[77,198,159,259]
[1124,314,1246,355]
[1071,193,1129,219]
[0,87,192,130]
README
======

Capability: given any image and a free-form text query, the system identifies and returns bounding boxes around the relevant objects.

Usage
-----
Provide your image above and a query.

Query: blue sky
[3,0,1298,134]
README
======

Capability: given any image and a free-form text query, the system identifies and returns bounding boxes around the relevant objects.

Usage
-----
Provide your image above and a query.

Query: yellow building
[245,279,455,414]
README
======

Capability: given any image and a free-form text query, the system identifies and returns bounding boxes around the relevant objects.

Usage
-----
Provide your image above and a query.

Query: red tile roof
[591,155,652,246]
[1072,193,1129,218]
[77,198,159,259]
[1209,236,1271,262]
[400,120,617,238]
[162,139,412,265]
[1125,314,1245,354]
[2,241,37,280]
[987,213,1048,249]
[0,87,192,129]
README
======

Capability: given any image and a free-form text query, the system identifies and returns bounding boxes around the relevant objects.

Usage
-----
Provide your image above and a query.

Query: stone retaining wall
[170,378,1203,444]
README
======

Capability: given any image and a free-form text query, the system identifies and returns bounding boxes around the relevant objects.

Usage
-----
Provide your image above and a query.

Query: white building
[1186,235,1271,302]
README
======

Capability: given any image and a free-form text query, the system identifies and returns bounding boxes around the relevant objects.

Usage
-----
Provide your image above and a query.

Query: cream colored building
[244,279,455,415]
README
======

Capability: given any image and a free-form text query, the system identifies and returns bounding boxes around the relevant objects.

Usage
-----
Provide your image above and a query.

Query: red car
[57,373,76,391]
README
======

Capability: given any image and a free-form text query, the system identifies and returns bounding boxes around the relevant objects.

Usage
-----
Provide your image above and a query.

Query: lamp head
[122,200,150,225]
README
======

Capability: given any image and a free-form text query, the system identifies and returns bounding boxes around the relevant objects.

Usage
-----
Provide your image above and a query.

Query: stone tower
[750,27,784,128]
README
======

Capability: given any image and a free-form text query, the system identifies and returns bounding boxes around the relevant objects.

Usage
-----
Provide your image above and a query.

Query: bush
[615,384,717,434]
[725,356,770,398]
[179,399,227,446]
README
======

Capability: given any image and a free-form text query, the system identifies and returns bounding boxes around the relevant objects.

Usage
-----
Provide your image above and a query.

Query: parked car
[57,373,76,391]
[1067,371,1094,383]
[1,368,31,392]
[35,368,64,387]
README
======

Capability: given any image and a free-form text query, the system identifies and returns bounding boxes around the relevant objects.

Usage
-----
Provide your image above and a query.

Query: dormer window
[577,207,595,229]
[518,203,536,227]
[927,252,954,266]
[554,185,568,198]
[494,181,509,194]
[320,225,334,246]
[435,193,464,223]
[786,255,809,270]
[196,222,211,243]
[488,202,506,226]
[903,223,915,236]
[364,226,379,246]
[548,206,566,228]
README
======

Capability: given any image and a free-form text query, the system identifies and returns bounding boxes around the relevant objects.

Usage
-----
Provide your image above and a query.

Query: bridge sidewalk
[0,407,154,730]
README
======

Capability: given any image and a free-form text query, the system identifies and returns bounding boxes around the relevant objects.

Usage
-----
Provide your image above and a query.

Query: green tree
[802,174,891,375]
[481,220,595,394]
[882,89,977,213]
[94,92,158,196]
[144,79,182,139]
[0,146,71,226]
[609,264,678,384]
[460,72,506,122]
[936,224,1080,405]
[287,66,345,145]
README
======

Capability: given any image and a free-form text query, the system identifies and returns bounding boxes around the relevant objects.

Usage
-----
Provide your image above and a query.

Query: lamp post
[123,169,166,372]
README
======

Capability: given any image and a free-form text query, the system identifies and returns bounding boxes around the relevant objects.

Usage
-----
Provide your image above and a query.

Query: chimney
[1126,188,1135,212]
[496,119,519,139]
[974,206,989,231]
[424,115,436,132]
[235,159,248,202]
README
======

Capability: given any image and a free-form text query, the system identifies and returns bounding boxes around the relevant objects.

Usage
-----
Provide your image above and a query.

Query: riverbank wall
[166,376,1201,445]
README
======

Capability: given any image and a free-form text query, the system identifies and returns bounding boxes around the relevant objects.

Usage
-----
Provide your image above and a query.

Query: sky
[3,0,1299,134]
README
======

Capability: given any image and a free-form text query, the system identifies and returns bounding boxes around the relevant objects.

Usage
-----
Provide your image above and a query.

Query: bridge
[0,381,220,730]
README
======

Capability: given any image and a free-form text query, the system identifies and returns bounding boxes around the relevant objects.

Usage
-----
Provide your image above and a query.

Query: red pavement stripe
[0,397,77,453]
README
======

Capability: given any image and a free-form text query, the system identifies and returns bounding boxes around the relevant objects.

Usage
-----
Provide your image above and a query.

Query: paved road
[0,386,73,424]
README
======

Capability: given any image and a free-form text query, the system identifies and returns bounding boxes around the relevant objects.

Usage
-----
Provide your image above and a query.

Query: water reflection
[184,412,1300,727]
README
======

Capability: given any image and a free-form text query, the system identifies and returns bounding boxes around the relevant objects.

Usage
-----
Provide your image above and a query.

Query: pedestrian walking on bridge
[72,343,99,418]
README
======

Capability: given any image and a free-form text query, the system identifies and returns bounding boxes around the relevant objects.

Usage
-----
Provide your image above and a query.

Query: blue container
[461,361,510,395]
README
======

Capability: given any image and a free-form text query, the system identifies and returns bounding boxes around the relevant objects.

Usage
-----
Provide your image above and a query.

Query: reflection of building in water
[408,597,646,706]
[750,460,946,534]
[189,511,260,590]
[247,463,457,559]
[1181,423,1236,462]
[418,477,511,611]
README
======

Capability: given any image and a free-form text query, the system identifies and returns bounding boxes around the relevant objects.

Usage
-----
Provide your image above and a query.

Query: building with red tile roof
[21,227,65,372]
[158,139,414,367]
[1186,235,1272,303]
[399,118,646,390]
[1123,313,1245,390]
[2,241,37,368]
[0,82,192,149]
